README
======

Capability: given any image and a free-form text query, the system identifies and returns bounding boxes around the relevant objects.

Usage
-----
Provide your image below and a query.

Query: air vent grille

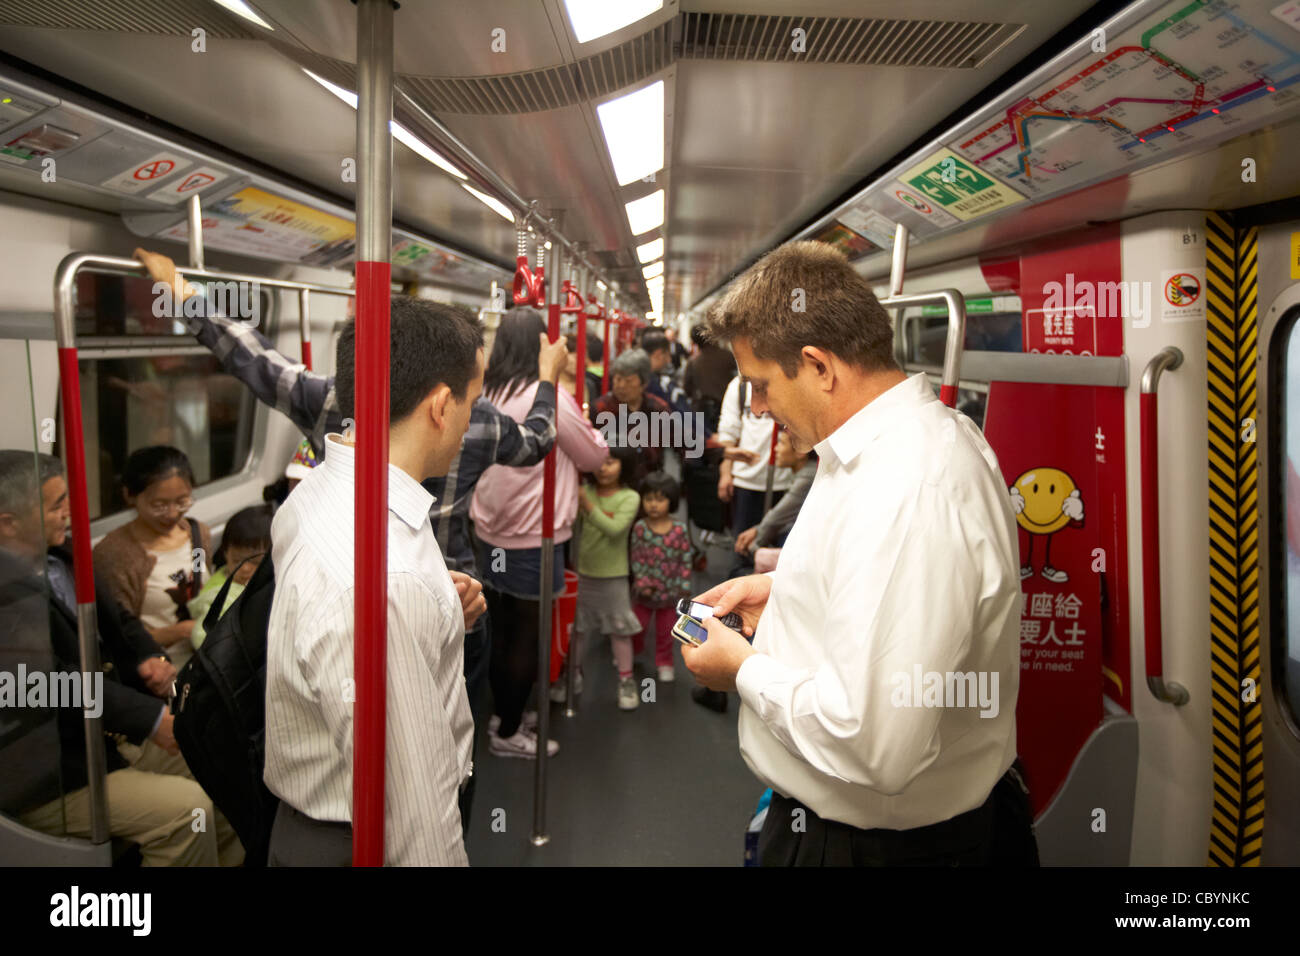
[0,6,1025,115]
[0,0,255,38]
[404,21,675,115]
[678,13,1021,68]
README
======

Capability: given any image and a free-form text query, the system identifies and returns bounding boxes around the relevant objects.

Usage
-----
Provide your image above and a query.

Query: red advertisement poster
[983,380,1130,813]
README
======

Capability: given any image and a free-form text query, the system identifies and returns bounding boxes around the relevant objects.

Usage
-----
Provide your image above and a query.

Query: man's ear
[426,384,452,429]
[0,512,19,540]
[802,345,833,381]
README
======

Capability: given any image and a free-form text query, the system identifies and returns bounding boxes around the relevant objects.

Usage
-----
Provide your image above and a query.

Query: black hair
[638,470,680,512]
[335,295,484,422]
[689,324,712,349]
[586,333,603,364]
[482,307,545,404]
[214,504,273,569]
[604,445,639,490]
[121,446,195,497]
[641,331,669,357]
[262,477,290,508]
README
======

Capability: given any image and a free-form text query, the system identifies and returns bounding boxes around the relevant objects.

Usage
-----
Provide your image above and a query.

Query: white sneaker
[617,677,639,710]
[657,665,675,683]
[488,711,538,735]
[488,728,559,759]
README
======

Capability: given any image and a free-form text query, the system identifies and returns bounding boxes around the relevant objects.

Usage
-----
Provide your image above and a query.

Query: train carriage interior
[0,0,1297,874]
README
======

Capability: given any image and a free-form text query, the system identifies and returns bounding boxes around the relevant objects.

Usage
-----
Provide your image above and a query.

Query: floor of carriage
[463,533,763,867]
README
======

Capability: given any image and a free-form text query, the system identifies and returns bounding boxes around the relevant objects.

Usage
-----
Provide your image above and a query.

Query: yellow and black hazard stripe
[1205,211,1264,867]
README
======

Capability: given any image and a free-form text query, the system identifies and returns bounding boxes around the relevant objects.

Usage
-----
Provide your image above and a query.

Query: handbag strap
[187,518,204,593]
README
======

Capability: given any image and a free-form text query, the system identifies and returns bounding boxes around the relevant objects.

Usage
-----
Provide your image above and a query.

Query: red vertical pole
[353,0,394,867]
[299,289,314,370]
[602,319,612,395]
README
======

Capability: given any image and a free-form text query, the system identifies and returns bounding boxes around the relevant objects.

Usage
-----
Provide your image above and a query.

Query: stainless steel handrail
[52,253,354,848]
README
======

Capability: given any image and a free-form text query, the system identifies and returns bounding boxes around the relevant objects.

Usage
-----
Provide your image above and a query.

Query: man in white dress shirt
[265,296,487,866]
[682,241,1037,866]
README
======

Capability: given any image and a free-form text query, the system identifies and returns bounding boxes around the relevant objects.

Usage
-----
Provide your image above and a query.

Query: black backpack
[172,554,279,867]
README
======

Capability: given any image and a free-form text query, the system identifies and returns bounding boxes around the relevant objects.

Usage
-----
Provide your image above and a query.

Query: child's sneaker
[617,677,639,710]
[488,711,538,736]
[657,665,675,683]
[488,728,559,759]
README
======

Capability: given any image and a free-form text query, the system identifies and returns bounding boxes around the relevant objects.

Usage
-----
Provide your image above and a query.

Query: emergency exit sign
[901,147,1025,222]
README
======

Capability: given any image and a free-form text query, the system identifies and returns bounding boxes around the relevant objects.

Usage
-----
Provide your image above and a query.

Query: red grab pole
[298,288,313,370]
[353,0,394,867]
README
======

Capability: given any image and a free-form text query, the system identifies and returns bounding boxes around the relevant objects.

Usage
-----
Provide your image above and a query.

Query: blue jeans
[478,543,565,600]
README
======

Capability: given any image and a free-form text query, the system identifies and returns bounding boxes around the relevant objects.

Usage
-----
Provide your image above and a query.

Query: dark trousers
[485,584,543,739]
[757,763,1039,867]
[267,802,353,867]
[731,486,785,537]
[729,487,785,576]
[460,612,490,834]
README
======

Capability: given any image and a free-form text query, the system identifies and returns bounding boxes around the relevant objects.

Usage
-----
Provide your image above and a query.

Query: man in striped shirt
[265,296,487,866]
[133,249,567,826]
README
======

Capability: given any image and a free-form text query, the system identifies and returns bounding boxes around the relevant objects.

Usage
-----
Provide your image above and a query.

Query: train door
[1254,216,1300,863]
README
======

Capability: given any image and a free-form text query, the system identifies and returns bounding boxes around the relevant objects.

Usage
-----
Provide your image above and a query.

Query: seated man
[0,451,241,865]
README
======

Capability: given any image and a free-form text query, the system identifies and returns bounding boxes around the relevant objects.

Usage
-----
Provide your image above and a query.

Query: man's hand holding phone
[692,573,771,638]
[679,574,771,692]
[680,616,756,693]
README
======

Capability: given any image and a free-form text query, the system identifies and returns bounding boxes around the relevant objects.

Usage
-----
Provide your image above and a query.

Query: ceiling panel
[0,25,513,263]
[0,0,1106,316]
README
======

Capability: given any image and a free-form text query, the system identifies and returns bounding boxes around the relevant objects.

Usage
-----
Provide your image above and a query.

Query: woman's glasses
[144,497,193,517]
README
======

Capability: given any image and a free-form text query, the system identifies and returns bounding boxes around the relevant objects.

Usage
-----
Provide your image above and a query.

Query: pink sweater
[470,381,609,550]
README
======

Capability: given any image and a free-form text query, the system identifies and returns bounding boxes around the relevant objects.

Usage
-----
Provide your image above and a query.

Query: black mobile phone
[676,599,744,632]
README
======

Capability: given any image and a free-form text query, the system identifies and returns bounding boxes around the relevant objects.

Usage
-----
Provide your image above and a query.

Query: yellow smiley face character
[1009,467,1084,583]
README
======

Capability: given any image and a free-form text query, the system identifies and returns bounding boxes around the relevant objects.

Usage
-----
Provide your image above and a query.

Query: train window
[1277,307,1300,726]
[74,272,266,338]
[901,296,1023,369]
[901,296,1019,431]
[59,275,273,521]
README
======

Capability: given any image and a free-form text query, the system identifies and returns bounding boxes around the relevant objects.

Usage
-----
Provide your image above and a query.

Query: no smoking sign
[100,150,190,195]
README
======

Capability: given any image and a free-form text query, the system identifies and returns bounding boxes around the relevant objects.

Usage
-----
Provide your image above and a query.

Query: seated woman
[93,446,211,673]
